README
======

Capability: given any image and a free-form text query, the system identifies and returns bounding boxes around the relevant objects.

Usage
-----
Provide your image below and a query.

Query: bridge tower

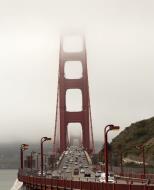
[53,35,94,154]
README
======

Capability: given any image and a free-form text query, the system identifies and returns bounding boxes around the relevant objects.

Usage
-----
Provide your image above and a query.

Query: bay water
[0,169,21,190]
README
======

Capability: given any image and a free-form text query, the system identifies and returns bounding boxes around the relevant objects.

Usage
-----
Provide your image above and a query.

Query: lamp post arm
[104,132,108,183]
[41,141,44,175]
[20,148,23,169]
[142,146,145,178]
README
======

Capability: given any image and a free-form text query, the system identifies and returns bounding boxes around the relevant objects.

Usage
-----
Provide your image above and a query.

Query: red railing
[94,165,154,180]
[18,171,154,190]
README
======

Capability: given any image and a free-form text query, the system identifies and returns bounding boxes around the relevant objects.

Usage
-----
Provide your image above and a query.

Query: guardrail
[111,166,154,179]
[84,151,92,165]
[55,151,65,168]
[115,174,153,185]
[94,165,154,181]
[115,171,154,180]
[18,170,154,190]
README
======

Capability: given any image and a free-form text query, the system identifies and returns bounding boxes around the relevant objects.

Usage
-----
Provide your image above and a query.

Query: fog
[0,0,154,143]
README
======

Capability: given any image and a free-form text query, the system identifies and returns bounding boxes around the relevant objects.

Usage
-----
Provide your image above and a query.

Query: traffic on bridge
[53,146,95,181]
[17,34,154,190]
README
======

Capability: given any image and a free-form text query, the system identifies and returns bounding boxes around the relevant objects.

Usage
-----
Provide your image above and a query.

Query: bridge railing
[111,167,154,180]
[93,165,154,180]
[18,169,154,190]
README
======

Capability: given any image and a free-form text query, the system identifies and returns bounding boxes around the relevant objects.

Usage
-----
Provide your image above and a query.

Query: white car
[52,173,60,179]
[80,169,85,173]
[63,166,67,169]
[99,178,115,183]
[95,171,103,177]
[84,165,88,168]
[99,172,115,183]
[37,170,46,176]
[66,169,71,173]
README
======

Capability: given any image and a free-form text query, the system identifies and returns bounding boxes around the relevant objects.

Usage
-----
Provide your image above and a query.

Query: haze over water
[0,170,18,190]
[0,0,154,144]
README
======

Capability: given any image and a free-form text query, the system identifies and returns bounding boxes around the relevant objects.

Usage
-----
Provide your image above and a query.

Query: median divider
[84,151,92,165]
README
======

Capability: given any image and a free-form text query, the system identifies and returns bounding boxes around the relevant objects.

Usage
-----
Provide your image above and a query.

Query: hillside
[111,117,154,166]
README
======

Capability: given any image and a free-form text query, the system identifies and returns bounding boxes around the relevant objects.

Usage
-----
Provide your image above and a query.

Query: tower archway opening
[66,89,82,112]
[64,61,83,79]
[63,36,83,52]
[67,123,82,147]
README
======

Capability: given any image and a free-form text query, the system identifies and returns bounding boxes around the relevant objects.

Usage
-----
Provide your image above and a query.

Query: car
[66,169,71,173]
[46,172,52,175]
[79,164,83,168]
[37,170,46,176]
[52,173,60,179]
[99,172,115,183]
[95,171,103,177]
[99,178,115,183]
[84,172,91,177]
[80,169,85,173]
[74,168,79,175]
[63,166,67,169]
[84,165,88,168]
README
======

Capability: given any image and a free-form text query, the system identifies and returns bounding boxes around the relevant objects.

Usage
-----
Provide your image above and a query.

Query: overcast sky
[0,0,154,143]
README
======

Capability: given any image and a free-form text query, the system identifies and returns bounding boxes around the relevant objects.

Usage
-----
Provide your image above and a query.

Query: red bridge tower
[53,35,94,154]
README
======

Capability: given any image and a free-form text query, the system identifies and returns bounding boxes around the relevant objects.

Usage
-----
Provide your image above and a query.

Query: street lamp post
[136,145,145,178]
[41,137,51,175]
[37,153,46,170]
[20,144,29,170]
[104,124,120,183]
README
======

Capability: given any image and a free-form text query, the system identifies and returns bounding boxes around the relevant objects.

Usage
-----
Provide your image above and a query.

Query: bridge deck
[18,146,154,190]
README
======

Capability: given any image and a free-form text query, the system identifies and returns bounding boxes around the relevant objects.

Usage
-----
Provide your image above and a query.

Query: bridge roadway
[17,145,154,190]
[52,146,96,181]
[50,146,153,186]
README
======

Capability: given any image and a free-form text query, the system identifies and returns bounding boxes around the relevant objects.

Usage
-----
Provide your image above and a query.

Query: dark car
[74,168,79,175]
[84,172,91,177]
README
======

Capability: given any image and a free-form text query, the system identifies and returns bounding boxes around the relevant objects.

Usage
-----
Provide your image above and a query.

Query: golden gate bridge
[18,34,154,190]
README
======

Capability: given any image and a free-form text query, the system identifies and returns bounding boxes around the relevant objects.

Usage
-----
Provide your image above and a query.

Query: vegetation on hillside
[96,117,154,167]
